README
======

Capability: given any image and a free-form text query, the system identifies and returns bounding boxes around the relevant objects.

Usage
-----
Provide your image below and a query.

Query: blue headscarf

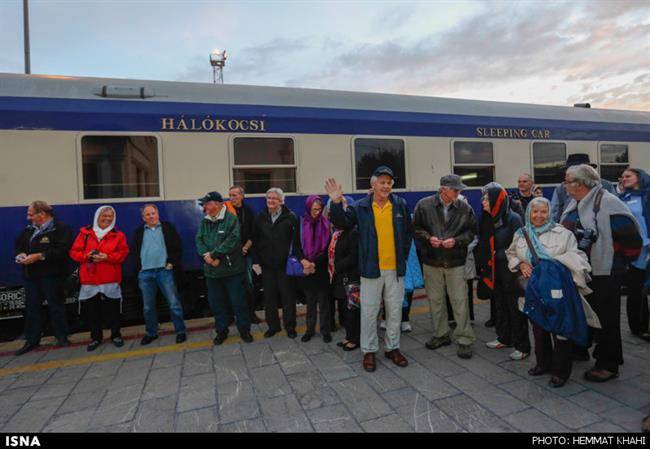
[516,197,555,263]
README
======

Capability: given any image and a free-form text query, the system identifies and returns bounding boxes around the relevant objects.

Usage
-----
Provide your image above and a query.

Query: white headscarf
[93,205,116,241]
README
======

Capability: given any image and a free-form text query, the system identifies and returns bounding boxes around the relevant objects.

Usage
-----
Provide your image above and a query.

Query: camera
[88,249,99,262]
[575,228,598,252]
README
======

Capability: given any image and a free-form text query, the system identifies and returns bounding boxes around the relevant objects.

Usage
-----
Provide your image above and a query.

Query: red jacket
[69,227,129,285]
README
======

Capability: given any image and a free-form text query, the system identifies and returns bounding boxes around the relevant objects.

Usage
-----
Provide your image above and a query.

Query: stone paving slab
[175,407,219,432]
[307,404,362,433]
[0,298,648,433]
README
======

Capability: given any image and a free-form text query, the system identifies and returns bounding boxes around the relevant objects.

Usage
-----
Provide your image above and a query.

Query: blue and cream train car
[1,73,649,322]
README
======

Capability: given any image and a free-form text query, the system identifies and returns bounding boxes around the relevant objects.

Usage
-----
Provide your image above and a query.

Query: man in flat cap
[196,191,253,345]
[326,166,413,372]
[414,174,477,359]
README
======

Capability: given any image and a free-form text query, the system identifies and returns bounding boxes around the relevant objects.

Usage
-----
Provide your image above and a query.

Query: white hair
[370,175,394,187]
[566,164,600,189]
[266,187,285,203]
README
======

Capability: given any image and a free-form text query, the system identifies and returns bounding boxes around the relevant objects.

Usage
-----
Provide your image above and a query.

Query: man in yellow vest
[326,166,413,373]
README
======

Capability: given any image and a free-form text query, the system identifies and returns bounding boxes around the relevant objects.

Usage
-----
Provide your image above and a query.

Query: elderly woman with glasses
[506,197,594,387]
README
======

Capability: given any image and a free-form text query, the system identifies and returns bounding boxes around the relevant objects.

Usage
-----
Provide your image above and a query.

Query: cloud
[284,1,650,110]
[568,78,650,110]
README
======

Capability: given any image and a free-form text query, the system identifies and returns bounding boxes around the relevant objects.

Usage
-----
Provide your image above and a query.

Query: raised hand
[324,178,343,203]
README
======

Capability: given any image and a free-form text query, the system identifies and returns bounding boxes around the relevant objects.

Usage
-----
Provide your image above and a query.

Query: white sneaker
[379,320,387,330]
[401,322,412,333]
[486,339,509,349]
[509,350,529,360]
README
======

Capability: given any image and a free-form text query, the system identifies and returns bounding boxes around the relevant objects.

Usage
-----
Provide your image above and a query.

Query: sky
[1,0,649,111]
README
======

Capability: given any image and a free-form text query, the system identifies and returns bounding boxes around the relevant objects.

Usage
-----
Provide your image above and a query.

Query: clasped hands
[203,253,221,267]
[15,252,43,265]
[429,236,456,249]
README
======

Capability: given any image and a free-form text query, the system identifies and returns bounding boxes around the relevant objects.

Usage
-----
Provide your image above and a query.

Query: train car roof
[1,72,649,124]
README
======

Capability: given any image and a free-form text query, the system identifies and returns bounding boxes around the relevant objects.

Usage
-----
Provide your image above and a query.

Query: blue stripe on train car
[1,97,649,141]
[0,187,554,289]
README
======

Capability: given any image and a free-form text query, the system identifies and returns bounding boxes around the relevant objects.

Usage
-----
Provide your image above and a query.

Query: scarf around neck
[517,197,555,264]
[477,187,509,290]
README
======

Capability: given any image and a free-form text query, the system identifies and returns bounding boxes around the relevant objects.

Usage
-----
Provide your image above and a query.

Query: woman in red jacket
[70,205,129,351]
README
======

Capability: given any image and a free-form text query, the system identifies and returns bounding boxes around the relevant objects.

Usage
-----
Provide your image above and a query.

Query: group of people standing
[14,201,190,354]
[12,160,649,393]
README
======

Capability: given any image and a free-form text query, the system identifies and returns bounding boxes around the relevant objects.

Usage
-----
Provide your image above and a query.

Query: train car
[1,72,649,327]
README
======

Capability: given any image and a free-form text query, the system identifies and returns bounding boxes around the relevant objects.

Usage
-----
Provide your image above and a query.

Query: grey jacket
[551,179,616,222]
[413,194,477,268]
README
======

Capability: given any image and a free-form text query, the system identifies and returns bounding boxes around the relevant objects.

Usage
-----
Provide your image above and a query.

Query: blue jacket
[404,240,424,293]
[523,258,589,347]
[330,194,413,279]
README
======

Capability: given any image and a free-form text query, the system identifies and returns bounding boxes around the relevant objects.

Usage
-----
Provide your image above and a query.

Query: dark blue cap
[198,191,223,205]
[372,166,394,179]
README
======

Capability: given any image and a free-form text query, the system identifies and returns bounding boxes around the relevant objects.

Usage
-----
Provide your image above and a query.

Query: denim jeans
[24,276,69,345]
[138,268,187,337]
[206,274,250,334]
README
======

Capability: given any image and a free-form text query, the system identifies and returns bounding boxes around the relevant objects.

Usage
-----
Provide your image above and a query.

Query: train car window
[532,142,566,184]
[81,136,160,199]
[599,143,629,182]
[354,138,406,190]
[452,141,494,187]
[232,137,296,194]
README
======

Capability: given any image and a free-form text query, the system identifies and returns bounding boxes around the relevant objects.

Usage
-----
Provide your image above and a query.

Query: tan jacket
[506,225,601,329]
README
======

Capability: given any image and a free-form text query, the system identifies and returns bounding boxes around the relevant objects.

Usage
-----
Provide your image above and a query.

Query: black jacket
[331,228,360,299]
[234,201,255,246]
[131,221,185,285]
[492,210,523,294]
[253,206,304,270]
[413,194,477,268]
[14,220,73,279]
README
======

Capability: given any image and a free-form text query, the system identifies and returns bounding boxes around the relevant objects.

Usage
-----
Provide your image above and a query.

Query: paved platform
[0,293,648,433]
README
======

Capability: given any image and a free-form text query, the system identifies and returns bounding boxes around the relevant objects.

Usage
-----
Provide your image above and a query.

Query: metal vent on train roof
[93,85,155,99]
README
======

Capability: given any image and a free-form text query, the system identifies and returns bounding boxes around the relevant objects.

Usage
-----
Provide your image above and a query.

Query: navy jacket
[330,194,413,279]
[524,258,589,347]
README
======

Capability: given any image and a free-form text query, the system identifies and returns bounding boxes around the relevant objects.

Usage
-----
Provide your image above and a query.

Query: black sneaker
[240,332,254,343]
[87,340,101,352]
[457,344,473,359]
[176,333,187,344]
[111,337,124,348]
[287,329,297,339]
[264,329,279,338]
[213,331,228,346]
[301,333,312,343]
[15,342,39,356]
[425,336,452,350]
[140,335,158,346]
[484,319,495,328]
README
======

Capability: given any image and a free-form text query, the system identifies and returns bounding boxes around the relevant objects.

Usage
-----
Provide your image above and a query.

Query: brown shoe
[362,353,377,372]
[385,349,408,367]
